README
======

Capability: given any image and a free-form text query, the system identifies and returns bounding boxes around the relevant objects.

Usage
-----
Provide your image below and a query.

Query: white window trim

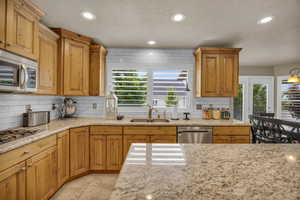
[276,75,289,119]
[108,67,192,113]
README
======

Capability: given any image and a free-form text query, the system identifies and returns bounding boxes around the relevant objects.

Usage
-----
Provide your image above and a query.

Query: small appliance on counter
[23,111,50,127]
[57,97,77,119]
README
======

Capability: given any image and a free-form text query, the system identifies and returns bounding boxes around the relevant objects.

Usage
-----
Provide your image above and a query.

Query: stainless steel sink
[130,118,170,123]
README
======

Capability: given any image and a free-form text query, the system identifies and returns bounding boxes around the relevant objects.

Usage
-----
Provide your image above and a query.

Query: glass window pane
[234,84,243,120]
[253,84,267,114]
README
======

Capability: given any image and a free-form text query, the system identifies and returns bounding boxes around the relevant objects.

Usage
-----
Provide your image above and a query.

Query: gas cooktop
[0,128,42,145]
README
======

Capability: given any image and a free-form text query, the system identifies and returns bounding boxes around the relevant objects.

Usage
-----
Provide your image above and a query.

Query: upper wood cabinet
[90,45,107,96]
[57,130,70,188]
[52,28,91,96]
[194,48,241,97]
[0,162,26,200]
[37,23,58,95]
[4,0,44,60]
[0,0,5,49]
[69,127,89,177]
[26,146,57,200]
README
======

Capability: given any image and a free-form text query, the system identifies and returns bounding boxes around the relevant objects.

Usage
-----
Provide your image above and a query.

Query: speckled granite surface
[0,118,250,153]
[110,144,300,200]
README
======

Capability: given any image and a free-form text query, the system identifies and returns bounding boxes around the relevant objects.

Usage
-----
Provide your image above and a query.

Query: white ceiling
[32,0,300,67]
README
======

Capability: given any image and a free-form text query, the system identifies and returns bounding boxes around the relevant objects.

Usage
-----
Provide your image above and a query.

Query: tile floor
[51,174,119,200]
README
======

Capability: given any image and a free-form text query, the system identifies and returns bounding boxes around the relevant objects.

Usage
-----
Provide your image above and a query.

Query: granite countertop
[0,118,250,153]
[110,144,300,200]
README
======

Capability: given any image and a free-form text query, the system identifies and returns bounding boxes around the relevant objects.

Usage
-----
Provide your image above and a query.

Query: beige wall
[239,66,274,76]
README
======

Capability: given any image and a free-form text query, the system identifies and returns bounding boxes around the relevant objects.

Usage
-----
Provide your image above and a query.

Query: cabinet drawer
[231,136,250,144]
[150,135,177,143]
[213,126,250,136]
[0,135,56,172]
[90,126,123,135]
[213,136,232,144]
[124,126,176,135]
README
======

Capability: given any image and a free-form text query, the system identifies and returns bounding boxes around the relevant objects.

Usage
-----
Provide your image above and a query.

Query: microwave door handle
[20,65,26,89]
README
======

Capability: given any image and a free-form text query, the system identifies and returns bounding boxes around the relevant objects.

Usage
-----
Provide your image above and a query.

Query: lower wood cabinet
[90,135,123,171]
[213,126,251,144]
[70,127,89,177]
[26,146,57,200]
[150,135,177,143]
[0,162,26,200]
[57,130,70,188]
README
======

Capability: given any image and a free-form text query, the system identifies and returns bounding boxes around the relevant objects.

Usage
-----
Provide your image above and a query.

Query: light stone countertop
[0,118,250,154]
[110,143,300,200]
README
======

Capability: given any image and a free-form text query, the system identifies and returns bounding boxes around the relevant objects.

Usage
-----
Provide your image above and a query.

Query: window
[277,76,300,119]
[112,70,148,107]
[111,69,189,109]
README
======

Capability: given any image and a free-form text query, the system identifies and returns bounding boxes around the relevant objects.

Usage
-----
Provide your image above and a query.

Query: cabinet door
[90,135,106,170]
[0,162,26,200]
[107,135,123,170]
[63,38,89,96]
[202,54,220,96]
[219,54,238,97]
[150,135,176,143]
[26,146,57,200]
[37,25,58,95]
[123,135,149,158]
[6,0,39,60]
[70,127,89,177]
[57,130,70,188]
[0,0,5,49]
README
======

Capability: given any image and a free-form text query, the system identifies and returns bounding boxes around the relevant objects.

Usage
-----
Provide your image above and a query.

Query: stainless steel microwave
[0,49,38,92]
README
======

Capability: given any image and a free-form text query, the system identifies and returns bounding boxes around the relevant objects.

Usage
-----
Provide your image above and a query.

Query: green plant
[165,88,178,107]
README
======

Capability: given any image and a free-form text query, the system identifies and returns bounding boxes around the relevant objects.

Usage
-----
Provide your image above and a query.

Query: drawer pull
[23,151,30,154]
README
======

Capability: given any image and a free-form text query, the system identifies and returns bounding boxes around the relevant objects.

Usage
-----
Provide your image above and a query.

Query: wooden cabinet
[90,135,107,170]
[90,126,123,171]
[26,146,57,200]
[194,48,241,97]
[37,23,58,95]
[0,0,5,49]
[106,135,123,170]
[123,135,150,157]
[213,126,251,144]
[0,162,26,200]
[70,127,89,177]
[123,126,177,135]
[52,28,91,96]
[5,0,44,60]
[150,135,176,143]
[57,130,70,188]
[90,45,107,96]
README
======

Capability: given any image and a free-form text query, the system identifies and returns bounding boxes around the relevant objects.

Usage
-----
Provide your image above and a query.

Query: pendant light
[287,68,300,83]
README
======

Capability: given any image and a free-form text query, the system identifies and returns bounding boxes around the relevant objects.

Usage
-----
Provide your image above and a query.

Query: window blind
[280,80,300,119]
[112,70,148,107]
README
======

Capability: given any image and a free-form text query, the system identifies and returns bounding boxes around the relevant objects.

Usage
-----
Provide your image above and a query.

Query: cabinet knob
[6,43,11,47]
[20,167,26,172]
[23,150,30,154]
[0,40,4,44]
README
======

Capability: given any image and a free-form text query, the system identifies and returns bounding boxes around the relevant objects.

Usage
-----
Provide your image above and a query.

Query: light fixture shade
[287,75,299,83]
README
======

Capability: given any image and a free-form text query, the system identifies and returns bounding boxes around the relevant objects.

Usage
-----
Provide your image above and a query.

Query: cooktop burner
[0,128,41,144]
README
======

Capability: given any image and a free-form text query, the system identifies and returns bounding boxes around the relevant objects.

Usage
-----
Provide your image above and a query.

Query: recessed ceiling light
[258,16,273,24]
[81,11,96,20]
[147,41,156,45]
[172,13,185,22]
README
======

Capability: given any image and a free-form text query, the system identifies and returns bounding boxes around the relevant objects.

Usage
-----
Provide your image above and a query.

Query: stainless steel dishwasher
[177,126,213,143]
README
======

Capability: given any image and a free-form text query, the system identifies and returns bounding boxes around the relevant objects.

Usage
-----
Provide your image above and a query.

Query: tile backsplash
[0,94,63,130]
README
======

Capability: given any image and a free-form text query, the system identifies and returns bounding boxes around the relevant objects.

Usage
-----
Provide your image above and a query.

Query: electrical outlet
[92,103,97,109]
[25,104,32,112]
[196,104,202,110]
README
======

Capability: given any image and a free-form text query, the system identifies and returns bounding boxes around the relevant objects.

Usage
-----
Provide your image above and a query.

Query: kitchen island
[110,144,300,200]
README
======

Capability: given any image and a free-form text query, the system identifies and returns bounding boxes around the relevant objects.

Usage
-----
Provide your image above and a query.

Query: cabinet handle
[20,167,26,172]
